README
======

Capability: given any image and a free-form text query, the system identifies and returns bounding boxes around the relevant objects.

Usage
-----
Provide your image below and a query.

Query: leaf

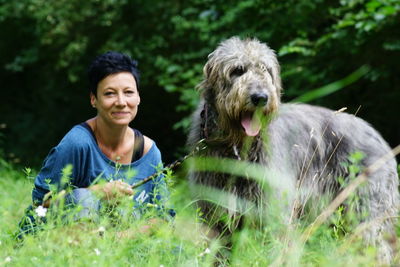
[290,65,370,103]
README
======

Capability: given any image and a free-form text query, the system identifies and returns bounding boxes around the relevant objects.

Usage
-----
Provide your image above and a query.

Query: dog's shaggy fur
[188,37,399,263]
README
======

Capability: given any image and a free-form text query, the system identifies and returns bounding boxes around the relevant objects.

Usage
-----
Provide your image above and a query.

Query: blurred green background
[0,0,399,167]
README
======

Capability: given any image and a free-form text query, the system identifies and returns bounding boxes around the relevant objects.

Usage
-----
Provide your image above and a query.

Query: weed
[0,157,399,266]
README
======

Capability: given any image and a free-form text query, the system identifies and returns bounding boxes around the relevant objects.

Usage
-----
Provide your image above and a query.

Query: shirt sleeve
[32,147,57,204]
[146,145,175,218]
[32,135,84,204]
[144,144,167,204]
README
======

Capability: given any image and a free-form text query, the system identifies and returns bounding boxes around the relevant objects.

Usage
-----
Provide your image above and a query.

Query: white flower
[34,205,47,217]
[198,248,211,257]
[97,226,106,237]
[94,248,101,256]
[5,256,11,262]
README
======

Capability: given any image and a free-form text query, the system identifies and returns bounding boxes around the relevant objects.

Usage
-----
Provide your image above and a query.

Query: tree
[0,0,399,166]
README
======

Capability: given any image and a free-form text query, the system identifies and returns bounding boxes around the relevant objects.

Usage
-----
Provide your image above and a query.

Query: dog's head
[199,37,281,138]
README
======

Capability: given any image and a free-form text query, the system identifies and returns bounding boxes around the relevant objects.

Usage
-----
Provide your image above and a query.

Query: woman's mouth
[112,112,130,117]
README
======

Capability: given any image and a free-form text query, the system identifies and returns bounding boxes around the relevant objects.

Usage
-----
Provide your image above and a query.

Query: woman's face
[91,72,140,127]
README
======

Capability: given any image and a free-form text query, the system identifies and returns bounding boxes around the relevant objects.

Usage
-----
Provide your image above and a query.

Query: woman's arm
[39,180,134,208]
[89,180,134,200]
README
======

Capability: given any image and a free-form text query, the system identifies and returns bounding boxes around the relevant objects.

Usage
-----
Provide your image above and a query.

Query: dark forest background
[0,0,399,168]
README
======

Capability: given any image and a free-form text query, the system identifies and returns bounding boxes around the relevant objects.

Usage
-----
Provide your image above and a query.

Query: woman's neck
[91,117,129,150]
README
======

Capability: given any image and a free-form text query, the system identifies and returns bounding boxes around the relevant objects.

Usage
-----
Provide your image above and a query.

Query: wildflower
[34,205,47,217]
[94,248,101,256]
[5,256,11,262]
[146,203,158,208]
[198,247,211,257]
[97,226,106,237]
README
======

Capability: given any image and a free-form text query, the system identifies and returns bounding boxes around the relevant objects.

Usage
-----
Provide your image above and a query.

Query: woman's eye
[125,90,135,95]
[104,91,115,96]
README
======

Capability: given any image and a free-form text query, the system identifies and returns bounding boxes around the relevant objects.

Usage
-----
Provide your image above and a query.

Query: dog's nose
[250,93,268,106]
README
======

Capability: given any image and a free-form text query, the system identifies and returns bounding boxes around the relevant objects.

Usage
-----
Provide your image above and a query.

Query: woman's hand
[90,180,134,201]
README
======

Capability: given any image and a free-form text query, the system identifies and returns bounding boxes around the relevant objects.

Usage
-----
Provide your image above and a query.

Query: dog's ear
[196,60,215,92]
[203,60,213,79]
[272,62,282,94]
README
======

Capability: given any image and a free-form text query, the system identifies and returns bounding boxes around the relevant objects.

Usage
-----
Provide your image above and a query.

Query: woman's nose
[116,92,127,106]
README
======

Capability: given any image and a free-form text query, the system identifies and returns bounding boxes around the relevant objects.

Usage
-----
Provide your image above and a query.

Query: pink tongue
[241,113,261,136]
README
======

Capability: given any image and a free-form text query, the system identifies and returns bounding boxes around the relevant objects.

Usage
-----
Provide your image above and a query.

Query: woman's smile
[91,72,140,126]
[112,111,130,117]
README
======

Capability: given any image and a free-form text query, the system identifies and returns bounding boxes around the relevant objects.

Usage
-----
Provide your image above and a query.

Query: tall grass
[0,156,399,266]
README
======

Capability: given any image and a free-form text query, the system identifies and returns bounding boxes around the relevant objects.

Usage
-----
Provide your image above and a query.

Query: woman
[21,52,171,233]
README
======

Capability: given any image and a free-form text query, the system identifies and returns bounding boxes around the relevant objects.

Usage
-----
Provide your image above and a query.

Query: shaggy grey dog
[188,36,399,263]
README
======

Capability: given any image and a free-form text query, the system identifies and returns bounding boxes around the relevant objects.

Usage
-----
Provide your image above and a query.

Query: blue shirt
[32,124,168,208]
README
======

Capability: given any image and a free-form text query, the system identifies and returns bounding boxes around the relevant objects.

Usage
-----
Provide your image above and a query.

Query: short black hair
[87,51,140,96]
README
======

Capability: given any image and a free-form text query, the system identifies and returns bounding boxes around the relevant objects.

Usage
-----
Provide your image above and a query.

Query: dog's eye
[230,66,246,78]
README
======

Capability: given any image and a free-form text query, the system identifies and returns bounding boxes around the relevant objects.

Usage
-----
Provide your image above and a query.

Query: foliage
[1,2,399,263]
[0,0,399,166]
[1,155,399,266]
[290,65,370,103]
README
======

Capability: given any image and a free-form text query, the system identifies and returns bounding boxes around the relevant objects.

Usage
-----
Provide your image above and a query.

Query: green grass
[0,158,398,266]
